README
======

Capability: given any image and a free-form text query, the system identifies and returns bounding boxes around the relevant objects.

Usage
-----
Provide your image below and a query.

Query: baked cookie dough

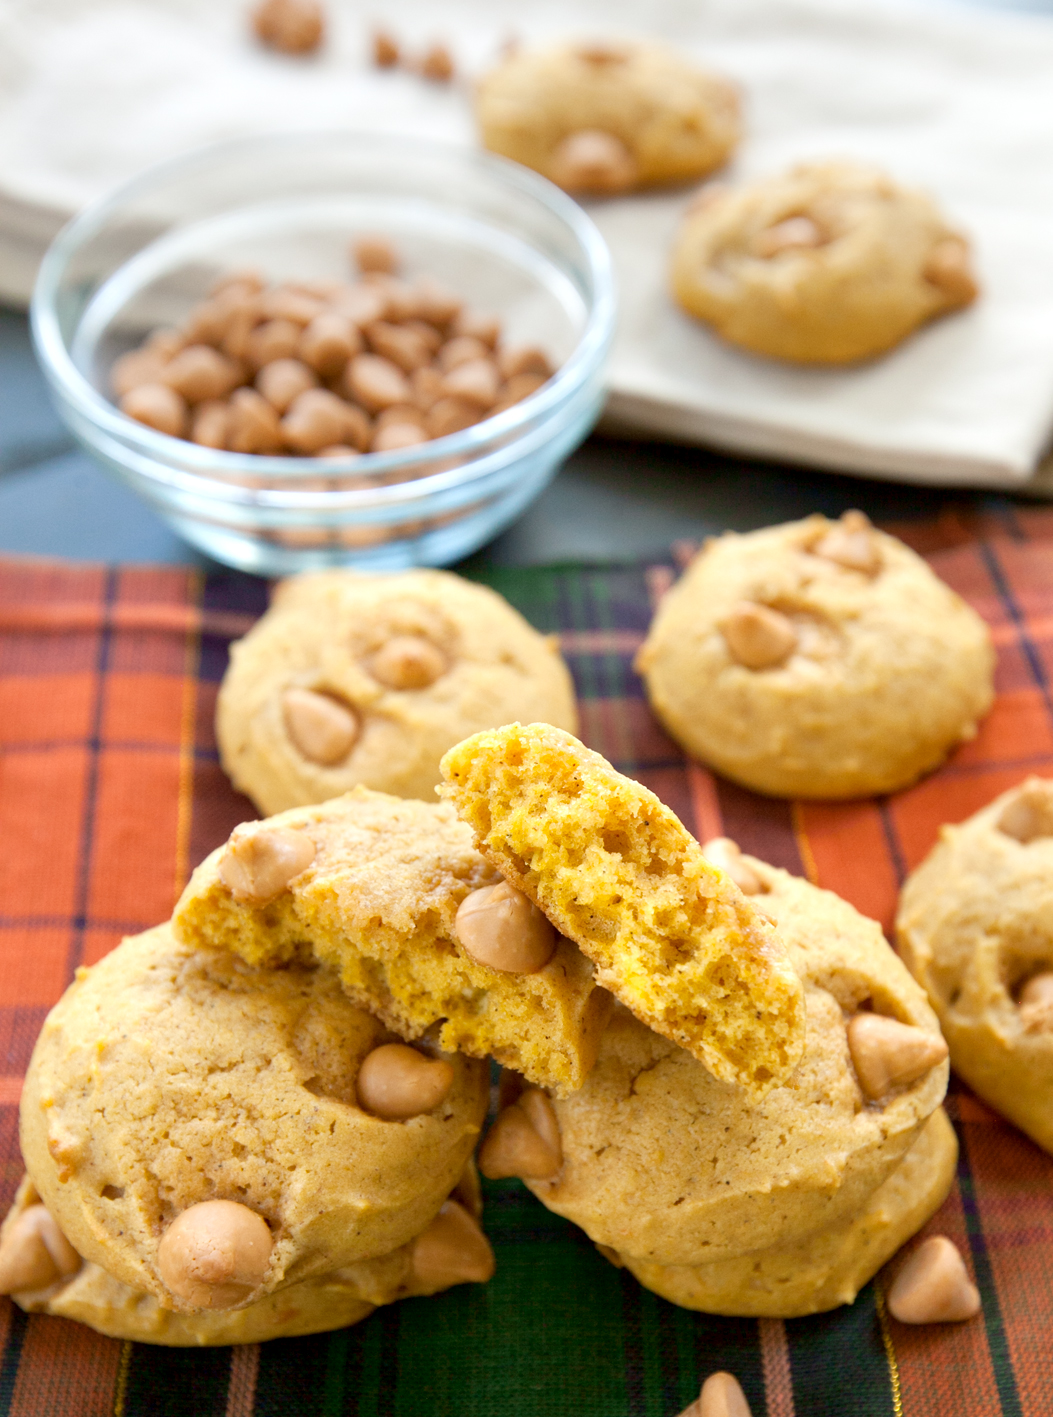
[671,161,978,363]
[217,568,578,815]
[898,777,1053,1155]
[440,723,806,1095]
[174,789,611,1097]
[635,512,994,800]
[19,923,488,1312]
[1,1177,492,1346]
[479,851,951,1319]
[620,1107,957,1318]
[475,41,740,195]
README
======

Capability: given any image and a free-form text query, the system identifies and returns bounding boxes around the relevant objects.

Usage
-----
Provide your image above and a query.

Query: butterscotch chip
[228,388,284,454]
[119,383,187,438]
[440,723,806,1094]
[372,28,399,67]
[420,42,454,82]
[18,924,488,1312]
[498,346,551,380]
[372,423,428,453]
[298,313,362,377]
[281,389,359,453]
[449,312,501,348]
[252,0,324,54]
[245,319,302,371]
[347,353,411,412]
[635,515,994,799]
[477,41,739,193]
[492,371,547,412]
[671,161,979,364]
[353,236,399,276]
[898,776,1053,1155]
[256,358,318,414]
[441,358,499,409]
[887,1235,980,1324]
[190,400,232,449]
[366,321,433,373]
[425,397,479,439]
[438,335,490,372]
[173,790,609,1095]
[111,347,171,397]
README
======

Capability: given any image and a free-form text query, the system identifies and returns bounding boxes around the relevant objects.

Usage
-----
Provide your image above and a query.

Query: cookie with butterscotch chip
[18,923,488,1314]
[898,777,1053,1156]
[476,40,740,195]
[439,722,806,1095]
[671,161,978,364]
[217,568,578,815]
[635,512,993,800]
[173,788,611,1097]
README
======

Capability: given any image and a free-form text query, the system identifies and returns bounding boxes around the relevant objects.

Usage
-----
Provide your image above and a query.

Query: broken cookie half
[173,786,611,1096]
[439,722,806,1095]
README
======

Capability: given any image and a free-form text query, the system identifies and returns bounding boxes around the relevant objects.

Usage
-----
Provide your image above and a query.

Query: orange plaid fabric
[0,510,1051,1415]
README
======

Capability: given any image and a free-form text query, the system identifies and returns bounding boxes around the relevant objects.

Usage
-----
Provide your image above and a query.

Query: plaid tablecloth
[1,506,1052,1415]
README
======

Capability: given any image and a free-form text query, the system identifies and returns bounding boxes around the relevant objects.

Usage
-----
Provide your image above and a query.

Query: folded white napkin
[3,0,1053,489]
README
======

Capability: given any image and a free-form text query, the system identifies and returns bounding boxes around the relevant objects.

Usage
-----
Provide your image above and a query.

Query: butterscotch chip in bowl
[173,789,611,1096]
[476,40,740,194]
[215,567,578,812]
[671,161,979,363]
[635,513,994,800]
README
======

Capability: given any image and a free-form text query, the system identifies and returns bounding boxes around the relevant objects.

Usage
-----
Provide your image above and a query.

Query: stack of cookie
[0,543,990,1353]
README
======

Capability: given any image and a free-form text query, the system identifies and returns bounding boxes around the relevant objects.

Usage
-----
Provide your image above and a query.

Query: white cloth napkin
[3,0,1053,489]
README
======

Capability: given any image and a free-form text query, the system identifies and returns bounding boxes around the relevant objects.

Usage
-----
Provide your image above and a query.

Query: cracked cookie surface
[635,514,993,799]
[440,723,806,1095]
[217,568,578,814]
[671,161,978,363]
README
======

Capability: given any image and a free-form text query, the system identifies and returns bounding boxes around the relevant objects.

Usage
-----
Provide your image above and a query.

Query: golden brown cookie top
[476,40,740,193]
[440,722,806,1095]
[217,568,578,815]
[19,923,488,1312]
[173,788,611,1096]
[515,853,947,1267]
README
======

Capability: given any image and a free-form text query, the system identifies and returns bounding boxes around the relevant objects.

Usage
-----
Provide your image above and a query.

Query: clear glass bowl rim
[30,129,617,506]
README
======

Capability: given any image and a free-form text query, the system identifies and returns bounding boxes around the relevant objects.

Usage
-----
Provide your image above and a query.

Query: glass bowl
[31,132,615,574]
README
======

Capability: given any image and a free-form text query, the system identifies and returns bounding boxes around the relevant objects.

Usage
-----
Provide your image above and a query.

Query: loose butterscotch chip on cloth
[635,514,994,800]
[217,569,578,814]
[898,776,1053,1156]
[671,161,978,364]
[439,723,806,1094]
[173,789,611,1097]
[475,41,740,194]
[19,924,488,1312]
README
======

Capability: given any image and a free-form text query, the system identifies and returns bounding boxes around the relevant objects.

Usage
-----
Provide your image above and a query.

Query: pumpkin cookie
[476,41,740,195]
[635,512,994,800]
[0,1176,493,1345]
[217,568,578,815]
[173,789,611,1097]
[481,851,951,1316]
[898,777,1053,1155]
[671,161,978,363]
[439,723,806,1095]
[19,923,489,1313]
